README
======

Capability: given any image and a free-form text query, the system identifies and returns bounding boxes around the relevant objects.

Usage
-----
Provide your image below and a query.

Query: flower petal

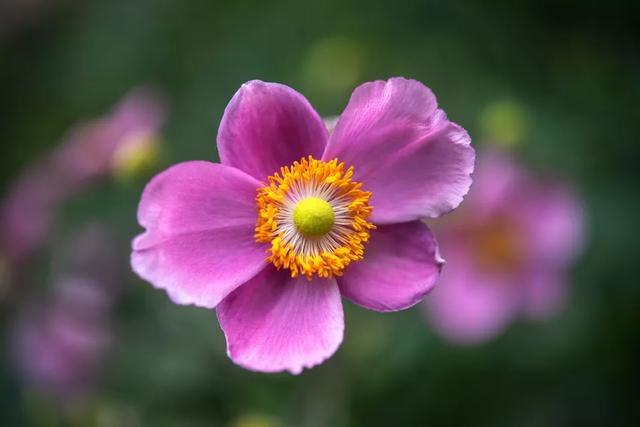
[323,77,474,223]
[217,80,329,181]
[518,183,584,266]
[338,221,443,312]
[522,268,569,320]
[423,245,517,344]
[131,161,267,309]
[217,267,344,374]
[0,165,63,264]
[465,149,526,220]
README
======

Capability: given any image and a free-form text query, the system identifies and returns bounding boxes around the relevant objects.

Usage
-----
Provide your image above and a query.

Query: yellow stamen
[255,156,375,279]
[471,219,523,273]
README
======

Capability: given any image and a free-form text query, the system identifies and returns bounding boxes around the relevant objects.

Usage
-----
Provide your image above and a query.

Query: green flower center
[293,197,335,237]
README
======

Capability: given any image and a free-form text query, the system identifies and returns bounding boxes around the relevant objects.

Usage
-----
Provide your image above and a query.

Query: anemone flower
[0,163,65,265]
[132,78,475,373]
[0,87,165,266]
[51,86,166,186]
[12,277,112,400]
[423,149,584,344]
[11,223,119,401]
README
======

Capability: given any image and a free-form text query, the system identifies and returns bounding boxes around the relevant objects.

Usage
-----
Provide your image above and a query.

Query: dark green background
[1,0,639,426]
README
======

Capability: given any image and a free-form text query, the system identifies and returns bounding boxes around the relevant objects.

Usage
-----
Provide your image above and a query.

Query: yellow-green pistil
[293,197,335,237]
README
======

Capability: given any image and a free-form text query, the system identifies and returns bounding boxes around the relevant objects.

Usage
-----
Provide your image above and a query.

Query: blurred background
[1,0,639,426]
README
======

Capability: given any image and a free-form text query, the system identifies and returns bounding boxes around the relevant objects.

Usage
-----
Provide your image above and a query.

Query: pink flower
[51,86,167,186]
[423,149,584,344]
[11,224,118,401]
[0,162,64,265]
[131,78,475,373]
[11,278,112,400]
[0,87,166,266]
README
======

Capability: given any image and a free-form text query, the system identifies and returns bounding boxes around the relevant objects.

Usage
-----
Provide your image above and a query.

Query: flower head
[132,78,475,373]
[423,149,584,344]
[11,224,119,401]
[11,278,112,400]
[0,87,166,267]
[52,87,167,185]
[254,156,375,279]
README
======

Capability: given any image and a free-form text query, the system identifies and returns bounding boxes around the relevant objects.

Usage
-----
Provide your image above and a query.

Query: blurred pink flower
[423,149,584,344]
[11,224,119,401]
[132,78,475,373]
[12,278,112,399]
[0,87,166,266]
[0,162,65,265]
[51,87,167,185]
